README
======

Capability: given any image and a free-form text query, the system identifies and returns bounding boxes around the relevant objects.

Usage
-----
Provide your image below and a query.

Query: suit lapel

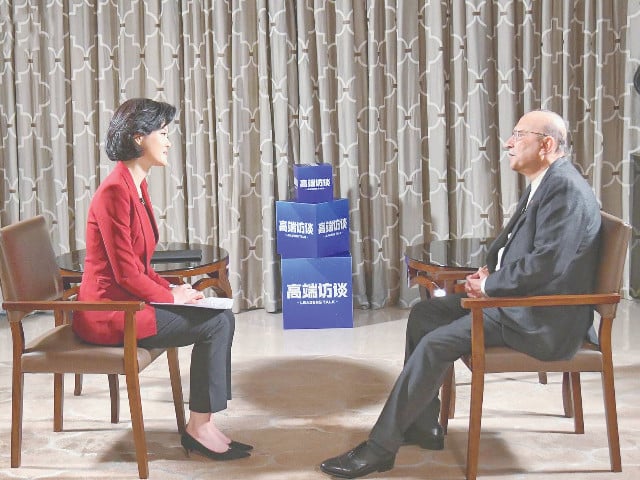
[487,184,531,269]
[506,184,531,232]
[140,180,159,242]
[118,163,157,263]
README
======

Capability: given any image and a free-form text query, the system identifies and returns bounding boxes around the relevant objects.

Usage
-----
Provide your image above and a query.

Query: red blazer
[72,162,174,345]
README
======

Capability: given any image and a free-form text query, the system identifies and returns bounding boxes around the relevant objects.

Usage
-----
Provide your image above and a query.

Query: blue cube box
[281,254,353,329]
[276,198,350,258]
[293,163,333,203]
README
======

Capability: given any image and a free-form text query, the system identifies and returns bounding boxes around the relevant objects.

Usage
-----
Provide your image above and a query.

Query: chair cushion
[21,324,165,374]
[463,343,603,373]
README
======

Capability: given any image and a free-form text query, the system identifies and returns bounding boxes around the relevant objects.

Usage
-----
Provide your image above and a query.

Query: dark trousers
[369,294,507,453]
[138,306,235,414]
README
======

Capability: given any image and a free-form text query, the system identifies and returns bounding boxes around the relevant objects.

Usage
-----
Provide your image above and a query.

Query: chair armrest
[2,300,145,314]
[459,292,620,371]
[461,293,620,309]
[4,299,145,361]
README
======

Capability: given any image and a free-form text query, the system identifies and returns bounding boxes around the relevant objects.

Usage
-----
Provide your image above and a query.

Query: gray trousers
[369,294,507,453]
[138,306,235,414]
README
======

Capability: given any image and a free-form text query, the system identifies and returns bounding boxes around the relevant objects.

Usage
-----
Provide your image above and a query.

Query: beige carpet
[0,305,639,479]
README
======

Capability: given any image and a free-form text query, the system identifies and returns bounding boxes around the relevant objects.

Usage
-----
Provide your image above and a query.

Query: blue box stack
[276,164,353,329]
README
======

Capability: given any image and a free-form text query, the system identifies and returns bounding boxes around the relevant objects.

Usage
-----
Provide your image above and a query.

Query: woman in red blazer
[73,98,250,461]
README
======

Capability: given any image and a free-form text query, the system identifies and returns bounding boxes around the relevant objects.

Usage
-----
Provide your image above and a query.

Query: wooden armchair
[0,216,186,479]
[440,211,630,479]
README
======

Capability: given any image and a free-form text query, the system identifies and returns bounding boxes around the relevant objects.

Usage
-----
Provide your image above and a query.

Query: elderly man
[320,110,601,478]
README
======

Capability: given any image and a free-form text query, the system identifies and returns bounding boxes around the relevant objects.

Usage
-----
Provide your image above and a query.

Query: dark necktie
[507,184,531,232]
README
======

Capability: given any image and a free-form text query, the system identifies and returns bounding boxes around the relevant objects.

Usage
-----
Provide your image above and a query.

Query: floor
[0,299,639,480]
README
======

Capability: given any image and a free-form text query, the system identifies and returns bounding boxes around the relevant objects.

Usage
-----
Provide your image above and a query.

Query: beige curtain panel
[1,1,639,311]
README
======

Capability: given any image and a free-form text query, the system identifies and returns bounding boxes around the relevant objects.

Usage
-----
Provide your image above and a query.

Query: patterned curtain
[1,1,639,311]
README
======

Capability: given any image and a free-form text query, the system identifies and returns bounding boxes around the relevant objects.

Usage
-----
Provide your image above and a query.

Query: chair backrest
[0,216,64,321]
[595,211,632,318]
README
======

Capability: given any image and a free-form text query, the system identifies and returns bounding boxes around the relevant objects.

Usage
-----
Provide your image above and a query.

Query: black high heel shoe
[229,440,253,451]
[181,433,250,461]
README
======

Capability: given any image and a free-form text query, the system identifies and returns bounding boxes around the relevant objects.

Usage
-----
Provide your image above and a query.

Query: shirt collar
[527,167,549,206]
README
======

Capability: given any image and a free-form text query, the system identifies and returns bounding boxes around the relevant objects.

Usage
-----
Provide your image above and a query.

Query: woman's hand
[171,284,205,304]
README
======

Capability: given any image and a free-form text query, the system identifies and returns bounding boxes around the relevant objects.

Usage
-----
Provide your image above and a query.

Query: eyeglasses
[511,129,548,141]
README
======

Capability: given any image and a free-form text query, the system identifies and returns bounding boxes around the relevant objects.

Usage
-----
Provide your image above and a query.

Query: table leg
[439,365,456,423]
[74,374,83,396]
[440,363,457,433]
[192,263,232,298]
[215,265,232,298]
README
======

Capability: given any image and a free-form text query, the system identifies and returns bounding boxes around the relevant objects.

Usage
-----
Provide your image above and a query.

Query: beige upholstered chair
[0,215,186,479]
[440,211,630,479]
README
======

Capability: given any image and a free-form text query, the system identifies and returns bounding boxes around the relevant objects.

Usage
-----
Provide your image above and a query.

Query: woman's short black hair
[105,98,177,161]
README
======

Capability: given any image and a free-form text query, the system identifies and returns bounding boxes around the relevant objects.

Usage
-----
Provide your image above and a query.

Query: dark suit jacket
[483,157,601,361]
[72,162,173,345]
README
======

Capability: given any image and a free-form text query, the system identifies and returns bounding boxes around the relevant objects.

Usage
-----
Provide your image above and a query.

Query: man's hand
[171,284,205,304]
[465,266,489,298]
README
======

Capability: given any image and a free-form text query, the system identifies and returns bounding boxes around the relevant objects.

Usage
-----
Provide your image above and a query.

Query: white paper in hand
[152,297,233,310]
[194,297,234,309]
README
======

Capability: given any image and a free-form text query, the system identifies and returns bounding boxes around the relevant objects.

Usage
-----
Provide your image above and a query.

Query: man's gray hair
[535,109,571,157]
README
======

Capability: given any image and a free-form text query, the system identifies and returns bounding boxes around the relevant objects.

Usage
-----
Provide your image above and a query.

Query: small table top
[57,242,228,275]
[405,238,494,271]
[57,243,232,297]
[405,238,495,296]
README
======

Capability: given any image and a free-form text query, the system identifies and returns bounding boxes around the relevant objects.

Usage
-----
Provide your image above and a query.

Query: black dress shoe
[181,433,250,460]
[403,423,445,450]
[320,441,395,479]
[229,440,253,451]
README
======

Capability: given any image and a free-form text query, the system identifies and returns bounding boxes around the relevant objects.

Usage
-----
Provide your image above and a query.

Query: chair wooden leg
[537,372,548,384]
[123,310,149,479]
[109,374,120,424]
[74,374,83,396]
[53,373,64,432]
[562,372,574,417]
[466,369,485,480]
[440,364,455,433]
[125,369,149,479]
[601,364,622,471]
[11,369,24,468]
[569,372,584,434]
[167,348,186,433]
